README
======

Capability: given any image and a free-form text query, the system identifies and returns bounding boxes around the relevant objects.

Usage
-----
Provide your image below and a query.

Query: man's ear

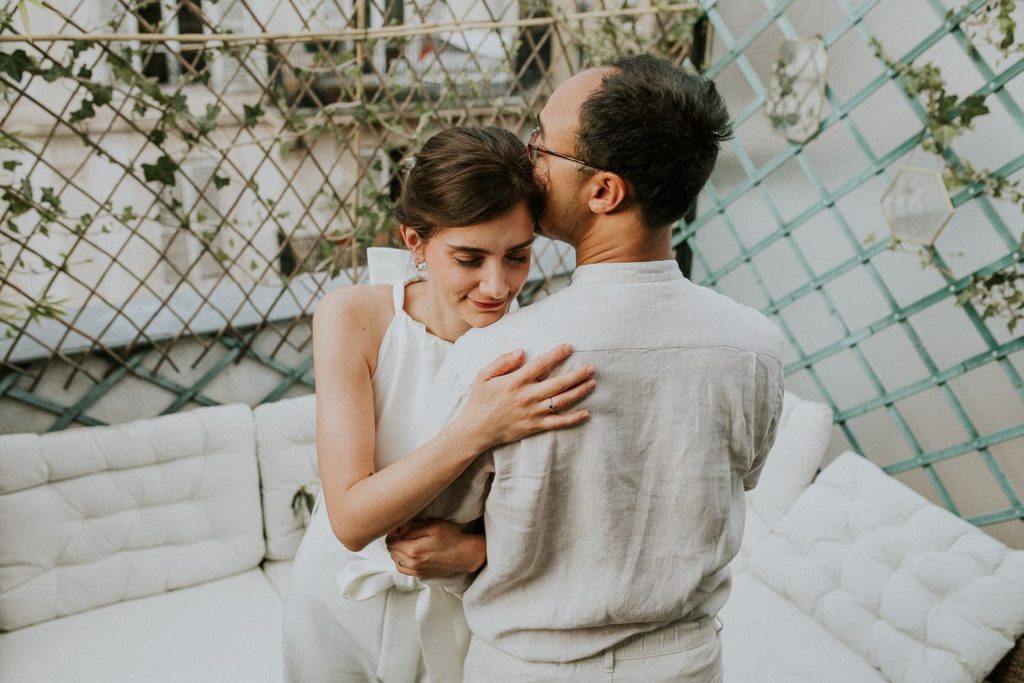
[586,171,628,215]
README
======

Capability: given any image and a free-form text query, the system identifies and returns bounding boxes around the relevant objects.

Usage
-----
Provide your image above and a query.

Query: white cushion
[721,571,886,682]
[367,246,418,284]
[748,452,1024,683]
[0,568,283,682]
[0,404,264,631]
[735,392,832,572]
[746,391,833,527]
[262,560,293,599]
[254,394,319,560]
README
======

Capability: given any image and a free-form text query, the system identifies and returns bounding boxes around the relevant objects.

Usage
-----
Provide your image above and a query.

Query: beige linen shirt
[426,260,785,663]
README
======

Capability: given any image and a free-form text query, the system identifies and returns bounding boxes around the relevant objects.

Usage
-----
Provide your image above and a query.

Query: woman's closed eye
[455,254,529,268]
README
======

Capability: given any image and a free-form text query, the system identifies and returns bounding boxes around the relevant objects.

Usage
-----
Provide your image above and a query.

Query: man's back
[439,260,784,662]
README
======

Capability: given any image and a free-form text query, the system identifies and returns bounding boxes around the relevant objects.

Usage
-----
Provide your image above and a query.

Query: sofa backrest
[0,404,264,631]
[253,393,319,561]
[747,452,1024,683]
[745,391,834,528]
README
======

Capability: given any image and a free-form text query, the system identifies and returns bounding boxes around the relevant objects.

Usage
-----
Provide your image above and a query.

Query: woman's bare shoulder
[313,284,394,352]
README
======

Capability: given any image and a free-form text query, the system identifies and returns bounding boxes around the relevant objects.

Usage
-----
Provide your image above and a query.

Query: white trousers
[282,505,468,683]
[463,618,723,683]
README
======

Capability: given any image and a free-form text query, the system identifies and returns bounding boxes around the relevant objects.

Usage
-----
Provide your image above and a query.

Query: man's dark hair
[574,55,732,229]
[395,126,542,241]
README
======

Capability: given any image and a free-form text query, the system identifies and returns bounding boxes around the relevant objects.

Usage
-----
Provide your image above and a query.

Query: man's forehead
[540,67,614,132]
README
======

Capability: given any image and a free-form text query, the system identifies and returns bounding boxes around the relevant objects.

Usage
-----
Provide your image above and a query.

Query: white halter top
[371,274,452,470]
[335,249,467,683]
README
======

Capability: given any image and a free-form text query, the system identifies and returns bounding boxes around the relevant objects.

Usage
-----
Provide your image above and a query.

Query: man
[425,55,783,681]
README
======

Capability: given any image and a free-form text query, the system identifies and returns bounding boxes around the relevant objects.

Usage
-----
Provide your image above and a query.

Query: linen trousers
[463,617,723,683]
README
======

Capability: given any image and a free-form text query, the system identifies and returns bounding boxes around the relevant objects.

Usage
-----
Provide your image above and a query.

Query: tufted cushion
[721,571,887,682]
[747,452,1024,683]
[0,404,263,631]
[254,394,319,560]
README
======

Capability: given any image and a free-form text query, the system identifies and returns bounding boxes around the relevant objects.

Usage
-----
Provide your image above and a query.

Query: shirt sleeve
[417,346,495,524]
[743,353,785,492]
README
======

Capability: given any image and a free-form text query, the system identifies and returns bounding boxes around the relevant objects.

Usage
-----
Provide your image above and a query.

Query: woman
[283,127,597,682]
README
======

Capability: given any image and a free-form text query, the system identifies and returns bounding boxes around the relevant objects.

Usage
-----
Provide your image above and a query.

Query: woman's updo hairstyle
[394,127,542,242]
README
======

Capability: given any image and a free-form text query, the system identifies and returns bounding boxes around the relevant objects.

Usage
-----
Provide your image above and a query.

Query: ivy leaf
[168,92,188,115]
[141,155,178,186]
[39,186,61,213]
[197,103,221,135]
[958,94,989,128]
[40,63,72,82]
[0,49,35,80]
[68,98,96,124]
[243,103,264,129]
[2,159,21,171]
[70,40,91,59]
[86,83,114,108]
[212,175,230,190]
[148,128,166,146]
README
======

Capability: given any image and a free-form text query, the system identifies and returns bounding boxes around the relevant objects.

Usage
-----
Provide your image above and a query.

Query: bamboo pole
[0,3,700,45]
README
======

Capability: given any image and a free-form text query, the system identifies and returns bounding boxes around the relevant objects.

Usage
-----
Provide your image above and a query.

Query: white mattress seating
[2,391,1021,682]
[253,393,319,561]
[728,451,1024,683]
[0,403,263,631]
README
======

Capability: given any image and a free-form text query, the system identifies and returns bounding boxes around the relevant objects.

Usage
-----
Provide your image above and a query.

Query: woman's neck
[405,280,471,343]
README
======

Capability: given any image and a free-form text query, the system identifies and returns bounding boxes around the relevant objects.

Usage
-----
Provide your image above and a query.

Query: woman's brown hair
[394,127,542,241]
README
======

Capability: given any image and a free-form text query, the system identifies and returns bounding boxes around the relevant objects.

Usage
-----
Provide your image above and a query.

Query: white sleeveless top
[372,278,452,470]
[332,250,471,683]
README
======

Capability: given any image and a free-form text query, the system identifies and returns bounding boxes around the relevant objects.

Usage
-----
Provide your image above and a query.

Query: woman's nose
[478,267,510,300]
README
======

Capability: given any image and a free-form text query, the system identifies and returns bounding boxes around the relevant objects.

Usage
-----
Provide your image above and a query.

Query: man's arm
[743,353,785,492]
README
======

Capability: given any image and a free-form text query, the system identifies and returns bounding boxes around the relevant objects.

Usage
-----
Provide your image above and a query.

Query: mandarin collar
[570,260,683,284]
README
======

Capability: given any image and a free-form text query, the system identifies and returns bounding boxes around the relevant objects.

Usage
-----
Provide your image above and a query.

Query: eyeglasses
[527,127,600,170]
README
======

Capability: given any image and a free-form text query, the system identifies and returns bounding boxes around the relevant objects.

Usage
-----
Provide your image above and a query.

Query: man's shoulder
[443,290,571,384]
[682,280,785,359]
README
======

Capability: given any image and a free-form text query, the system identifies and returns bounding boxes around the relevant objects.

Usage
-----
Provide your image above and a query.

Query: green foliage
[0,0,707,333]
[141,155,179,186]
[954,0,1024,56]
[870,9,1024,331]
[291,483,319,523]
[242,103,263,128]
[0,48,33,80]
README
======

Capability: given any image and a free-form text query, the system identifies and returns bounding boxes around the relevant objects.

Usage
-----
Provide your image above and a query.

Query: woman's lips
[470,299,505,311]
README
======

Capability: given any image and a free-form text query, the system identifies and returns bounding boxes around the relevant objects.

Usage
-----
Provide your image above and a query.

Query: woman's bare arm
[314,286,596,552]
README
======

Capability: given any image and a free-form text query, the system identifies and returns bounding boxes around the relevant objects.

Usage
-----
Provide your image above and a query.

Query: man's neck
[572,222,673,266]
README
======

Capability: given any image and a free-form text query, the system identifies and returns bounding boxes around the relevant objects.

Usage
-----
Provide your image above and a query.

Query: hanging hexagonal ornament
[765,37,829,143]
[880,167,955,246]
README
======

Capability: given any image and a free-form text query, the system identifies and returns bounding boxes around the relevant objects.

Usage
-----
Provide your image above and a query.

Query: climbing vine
[869,1,1024,332]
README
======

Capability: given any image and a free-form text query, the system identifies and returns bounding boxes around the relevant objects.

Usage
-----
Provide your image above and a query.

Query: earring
[415,259,427,275]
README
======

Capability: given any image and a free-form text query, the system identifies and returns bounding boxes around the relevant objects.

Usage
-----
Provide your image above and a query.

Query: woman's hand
[454,344,597,452]
[386,520,486,579]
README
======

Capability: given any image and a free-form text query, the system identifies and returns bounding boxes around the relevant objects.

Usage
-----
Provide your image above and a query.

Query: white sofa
[723,400,1024,683]
[1,393,1022,682]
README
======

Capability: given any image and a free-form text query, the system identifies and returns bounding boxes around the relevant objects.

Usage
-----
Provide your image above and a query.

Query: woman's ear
[586,172,628,215]
[398,225,424,263]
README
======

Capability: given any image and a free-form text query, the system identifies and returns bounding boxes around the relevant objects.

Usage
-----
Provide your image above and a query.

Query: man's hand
[385,520,486,579]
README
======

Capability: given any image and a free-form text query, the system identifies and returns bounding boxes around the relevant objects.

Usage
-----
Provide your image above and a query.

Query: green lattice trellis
[677,0,1023,539]
[0,0,1021,546]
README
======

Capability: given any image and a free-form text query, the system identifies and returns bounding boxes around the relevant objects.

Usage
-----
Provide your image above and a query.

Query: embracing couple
[283,55,784,682]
